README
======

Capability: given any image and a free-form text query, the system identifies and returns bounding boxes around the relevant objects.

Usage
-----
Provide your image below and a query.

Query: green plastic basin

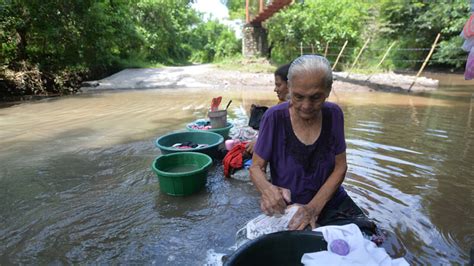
[151,152,212,196]
[186,122,233,139]
[155,131,223,158]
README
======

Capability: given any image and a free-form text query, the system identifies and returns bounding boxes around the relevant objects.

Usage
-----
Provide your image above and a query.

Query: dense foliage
[265,0,370,66]
[379,0,469,69]
[1,0,470,99]
[227,0,468,70]
[0,0,240,99]
[189,20,241,62]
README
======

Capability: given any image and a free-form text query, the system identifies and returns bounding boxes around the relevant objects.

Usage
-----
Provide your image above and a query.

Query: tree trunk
[16,28,28,61]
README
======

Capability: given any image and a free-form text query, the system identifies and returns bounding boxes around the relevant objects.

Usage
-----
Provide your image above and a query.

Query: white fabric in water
[301,223,409,266]
[246,205,300,240]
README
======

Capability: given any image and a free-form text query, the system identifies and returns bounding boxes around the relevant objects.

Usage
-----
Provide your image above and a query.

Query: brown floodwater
[0,76,473,264]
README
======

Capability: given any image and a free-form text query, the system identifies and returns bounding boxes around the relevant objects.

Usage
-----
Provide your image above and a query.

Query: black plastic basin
[224,230,327,266]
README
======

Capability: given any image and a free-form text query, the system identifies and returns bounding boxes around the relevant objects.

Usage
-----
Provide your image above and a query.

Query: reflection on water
[0,81,473,264]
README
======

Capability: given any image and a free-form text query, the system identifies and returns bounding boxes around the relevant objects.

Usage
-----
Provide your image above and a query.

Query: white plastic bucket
[208,110,227,129]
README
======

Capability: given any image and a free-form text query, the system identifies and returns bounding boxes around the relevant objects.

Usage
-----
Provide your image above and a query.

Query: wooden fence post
[366,41,396,82]
[408,33,441,92]
[346,38,370,78]
[332,40,348,71]
[376,41,396,69]
[300,42,303,56]
[324,42,330,57]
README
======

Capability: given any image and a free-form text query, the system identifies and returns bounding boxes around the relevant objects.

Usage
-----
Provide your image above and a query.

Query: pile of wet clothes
[223,141,252,178]
[188,119,212,130]
[172,141,209,149]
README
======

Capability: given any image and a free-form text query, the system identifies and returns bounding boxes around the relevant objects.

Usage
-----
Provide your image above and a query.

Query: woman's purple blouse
[254,101,347,207]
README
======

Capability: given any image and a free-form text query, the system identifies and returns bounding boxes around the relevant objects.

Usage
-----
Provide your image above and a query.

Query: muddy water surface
[0,81,473,264]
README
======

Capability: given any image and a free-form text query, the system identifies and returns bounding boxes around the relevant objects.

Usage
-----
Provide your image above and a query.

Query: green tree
[266,0,370,66]
[379,0,469,68]
[226,0,246,20]
[1,0,142,72]
[0,0,240,98]
[134,0,200,64]
[189,19,240,63]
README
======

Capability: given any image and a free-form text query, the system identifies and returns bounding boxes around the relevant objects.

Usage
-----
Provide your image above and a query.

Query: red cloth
[223,142,248,177]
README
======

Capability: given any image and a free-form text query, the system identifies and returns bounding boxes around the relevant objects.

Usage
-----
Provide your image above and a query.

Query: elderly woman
[250,55,375,232]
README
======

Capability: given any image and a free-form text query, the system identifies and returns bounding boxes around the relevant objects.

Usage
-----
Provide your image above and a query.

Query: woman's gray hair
[288,55,333,92]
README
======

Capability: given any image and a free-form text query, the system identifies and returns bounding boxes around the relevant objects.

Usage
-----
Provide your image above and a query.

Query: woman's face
[274,75,289,102]
[289,71,328,120]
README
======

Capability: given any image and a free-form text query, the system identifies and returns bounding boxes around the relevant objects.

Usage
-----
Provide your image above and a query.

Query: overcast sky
[191,0,243,38]
[191,0,229,21]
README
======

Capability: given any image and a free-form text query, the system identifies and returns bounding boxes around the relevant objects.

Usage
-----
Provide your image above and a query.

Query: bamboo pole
[259,0,264,12]
[346,38,370,78]
[300,42,303,56]
[332,40,348,71]
[324,42,330,57]
[376,41,396,69]
[408,33,441,92]
[366,41,396,82]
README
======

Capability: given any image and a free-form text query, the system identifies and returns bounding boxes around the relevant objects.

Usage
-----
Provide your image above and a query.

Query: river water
[0,79,473,264]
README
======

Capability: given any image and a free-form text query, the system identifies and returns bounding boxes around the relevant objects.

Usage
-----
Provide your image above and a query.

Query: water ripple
[1,87,472,264]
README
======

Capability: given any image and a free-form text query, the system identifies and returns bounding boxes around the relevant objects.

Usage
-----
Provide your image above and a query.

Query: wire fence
[296,40,467,66]
[290,33,467,91]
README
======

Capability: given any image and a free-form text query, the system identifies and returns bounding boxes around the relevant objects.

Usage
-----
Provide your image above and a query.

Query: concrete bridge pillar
[242,23,268,58]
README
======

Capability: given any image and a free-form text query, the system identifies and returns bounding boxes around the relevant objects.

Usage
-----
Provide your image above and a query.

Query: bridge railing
[246,0,266,23]
[246,0,290,24]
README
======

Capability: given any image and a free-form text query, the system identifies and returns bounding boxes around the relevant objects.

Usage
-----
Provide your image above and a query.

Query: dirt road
[81,64,439,93]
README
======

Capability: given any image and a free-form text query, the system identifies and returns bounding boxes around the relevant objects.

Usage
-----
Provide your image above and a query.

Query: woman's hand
[245,140,256,154]
[288,204,319,230]
[260,185,291,216]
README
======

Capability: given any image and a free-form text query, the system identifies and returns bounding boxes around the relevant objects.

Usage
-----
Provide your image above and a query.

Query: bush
[266,0,370,67]
[189,20,241,63]
[0,0,241,99]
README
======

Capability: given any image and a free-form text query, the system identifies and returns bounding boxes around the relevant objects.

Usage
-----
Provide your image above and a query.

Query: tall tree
[380,0,469,68]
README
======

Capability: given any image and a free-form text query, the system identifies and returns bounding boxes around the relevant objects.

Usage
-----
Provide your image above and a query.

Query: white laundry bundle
[301,223,409,266]
[245,205,300,240]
